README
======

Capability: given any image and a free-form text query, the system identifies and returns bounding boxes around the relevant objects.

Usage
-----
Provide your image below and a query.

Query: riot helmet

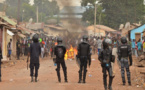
[121,37,127,44]
[57,37,63,44]
[82,35,88,42]
[32,34,39,43]
[103,38,112,49]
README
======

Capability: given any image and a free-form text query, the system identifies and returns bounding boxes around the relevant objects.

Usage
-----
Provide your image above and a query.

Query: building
[44,25,68,37]
[87,25,116,36]
[0,15,17,61]
[130,24,145,41]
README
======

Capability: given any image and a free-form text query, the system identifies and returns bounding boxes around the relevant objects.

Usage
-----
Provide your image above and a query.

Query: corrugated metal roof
[18,33,26,38]
[0,16,17,26]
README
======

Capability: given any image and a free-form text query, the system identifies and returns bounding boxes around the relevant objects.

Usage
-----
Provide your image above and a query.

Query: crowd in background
[6,35,145,61]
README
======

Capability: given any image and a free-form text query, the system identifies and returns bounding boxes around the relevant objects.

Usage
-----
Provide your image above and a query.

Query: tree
[3,0,30,21]
[34,0,59,17]
[81,0,145,29]
[2,0,60,23]
[81,0,106,26]
[100,0,145,29]
[82,5,106,25]
[22,3,36,22]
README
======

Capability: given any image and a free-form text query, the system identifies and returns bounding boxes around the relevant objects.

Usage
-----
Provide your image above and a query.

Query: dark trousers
[102,66,113,88]
[120,58,131,84]
[30,63,40,77]
[56,60,67,81]
[17,50,20,59]
[79,56,88,81]
[51,50,54,58]
[0,60,1,77]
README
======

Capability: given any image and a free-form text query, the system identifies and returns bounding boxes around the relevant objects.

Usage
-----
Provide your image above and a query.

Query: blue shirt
[132,41,135,48]
[137,42,142,50]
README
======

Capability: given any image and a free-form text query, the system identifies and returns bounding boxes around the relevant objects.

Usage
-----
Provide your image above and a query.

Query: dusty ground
[0,55,144,90]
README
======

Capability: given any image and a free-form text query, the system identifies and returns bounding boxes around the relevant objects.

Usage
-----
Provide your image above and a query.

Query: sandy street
[0,55,144,90]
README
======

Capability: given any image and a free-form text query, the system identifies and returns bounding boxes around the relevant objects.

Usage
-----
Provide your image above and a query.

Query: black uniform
[0,47,2,82]
[30,43,41,78]
[51,40,55,58]
[54,43,67,82]
[16,40,21,60]
[118,37,132,85]
[77,41,91,83]
[98,39,115,90]
[29,34,41,82]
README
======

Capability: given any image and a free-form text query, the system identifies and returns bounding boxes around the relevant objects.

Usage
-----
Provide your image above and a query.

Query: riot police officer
[54,37,67,83]
[77,35,91,83]
[98,39,115,90]
[27,34,41,82]
[118,37,132,85]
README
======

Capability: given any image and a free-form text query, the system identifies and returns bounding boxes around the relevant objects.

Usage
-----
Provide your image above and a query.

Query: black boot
[63,68,68,83]
[35,77,38,82]
[31,76,33,82]
[127,74,131,86]
[83,70,87,83]
[0,77,1,82]
[103,75,107,90]
[78,71,82,83]
[108,77,113,90]
[56,69,61,83]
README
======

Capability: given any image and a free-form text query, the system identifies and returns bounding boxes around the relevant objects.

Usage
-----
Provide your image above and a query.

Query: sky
[0,0,81,7]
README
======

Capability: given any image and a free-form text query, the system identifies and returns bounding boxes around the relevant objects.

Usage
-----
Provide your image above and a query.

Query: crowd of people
[1,33,144,90]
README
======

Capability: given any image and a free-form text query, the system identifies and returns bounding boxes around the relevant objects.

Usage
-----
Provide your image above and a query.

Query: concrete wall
[2,26,7,61]
[130,24,145,40]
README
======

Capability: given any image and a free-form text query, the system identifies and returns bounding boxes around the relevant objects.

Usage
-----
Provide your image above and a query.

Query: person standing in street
[51,38,55,58]
[27,34,41,82]
[54,37,68,83]
[118,37,132,86]
[16,40,21,60]
[137,39,142,57]
[131,39,136,55]
[77,35,91,83]
[0,45,2,82]
[7,42,12,60]
[97,37,102,55]
[98,38,115,90]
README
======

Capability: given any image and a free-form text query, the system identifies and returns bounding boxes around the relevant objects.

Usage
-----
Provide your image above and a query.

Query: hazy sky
[0,0,81,6]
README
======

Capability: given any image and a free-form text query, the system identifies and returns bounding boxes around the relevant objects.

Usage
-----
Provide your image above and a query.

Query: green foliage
[81,0,145,29]
[100,0,145,29]
[3,0,59,23]
[22,3,36,22]
[82,5,106,25]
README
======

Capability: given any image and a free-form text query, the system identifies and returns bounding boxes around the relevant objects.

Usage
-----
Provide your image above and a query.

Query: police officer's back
[118,37,132,85]
[54,37,67,83]
[29,34,41,82]
[77,35,91,83]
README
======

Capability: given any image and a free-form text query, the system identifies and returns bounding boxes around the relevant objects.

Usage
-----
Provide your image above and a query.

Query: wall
[2,26,7,61]
[130,24,145,40]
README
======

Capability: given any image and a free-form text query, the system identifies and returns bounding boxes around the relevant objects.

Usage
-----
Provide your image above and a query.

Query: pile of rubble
[133,56,145,88]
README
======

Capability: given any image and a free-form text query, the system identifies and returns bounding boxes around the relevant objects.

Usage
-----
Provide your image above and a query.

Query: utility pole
[36,6,39,23]
[17,0,21,24]
[94,1,99,37]
[94,3,97,37]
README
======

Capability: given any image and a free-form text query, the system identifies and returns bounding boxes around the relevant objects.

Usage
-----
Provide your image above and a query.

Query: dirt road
[0,55,144,90]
